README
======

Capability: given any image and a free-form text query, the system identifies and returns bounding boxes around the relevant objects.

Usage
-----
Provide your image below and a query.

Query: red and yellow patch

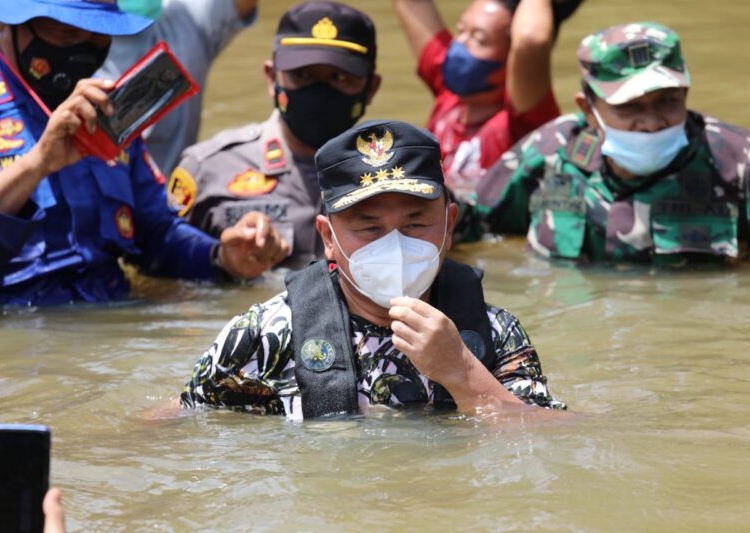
[115,206,134,239]
[0,118,23,137]
[0,80,10,105]
[277,90,289,113]
[29,57,51,80]
[167,167,197,216]
[228,168,277,197]
[142,149,165,185]
[0,118,25,153]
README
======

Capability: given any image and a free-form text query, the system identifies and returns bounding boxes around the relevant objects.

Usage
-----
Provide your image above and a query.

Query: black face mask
[274,81,369,149]
[13,24,110,110]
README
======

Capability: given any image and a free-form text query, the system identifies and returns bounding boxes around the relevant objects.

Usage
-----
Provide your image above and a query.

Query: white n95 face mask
[329,222,447,308]
[592,106,688,176]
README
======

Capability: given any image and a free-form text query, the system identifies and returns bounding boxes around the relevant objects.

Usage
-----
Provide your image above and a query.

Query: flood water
[3,1,750,531]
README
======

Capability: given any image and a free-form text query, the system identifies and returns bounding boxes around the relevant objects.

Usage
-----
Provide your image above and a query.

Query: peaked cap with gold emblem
[316,119,444,213]
[273,1,376,77]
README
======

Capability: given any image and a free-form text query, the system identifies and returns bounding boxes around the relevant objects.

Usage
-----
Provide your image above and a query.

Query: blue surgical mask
[592,107,688,176]
[441,41,504,97]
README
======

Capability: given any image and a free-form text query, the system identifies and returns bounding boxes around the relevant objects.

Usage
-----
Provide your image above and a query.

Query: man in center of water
[180,119,566,420]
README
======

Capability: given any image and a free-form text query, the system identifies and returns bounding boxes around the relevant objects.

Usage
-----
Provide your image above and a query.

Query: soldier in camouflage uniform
[470,21,750,265]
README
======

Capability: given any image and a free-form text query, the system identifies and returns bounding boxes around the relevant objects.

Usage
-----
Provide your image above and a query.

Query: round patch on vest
[300,339,336,372]
[460,330,486,361]
[114,205,134,239]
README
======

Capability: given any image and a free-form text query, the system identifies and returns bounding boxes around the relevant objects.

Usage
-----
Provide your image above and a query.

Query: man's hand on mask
[216,211,291,279]
[389,296,526,412]
[34,78,115,175]
[388,296,469,382]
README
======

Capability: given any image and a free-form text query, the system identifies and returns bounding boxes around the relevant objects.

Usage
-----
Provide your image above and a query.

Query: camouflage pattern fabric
[181,292,567,415]
[471,111,750,265]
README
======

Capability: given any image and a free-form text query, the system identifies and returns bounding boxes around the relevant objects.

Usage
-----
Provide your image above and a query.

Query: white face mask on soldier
[328,218,448,309]
[592,106,688,176]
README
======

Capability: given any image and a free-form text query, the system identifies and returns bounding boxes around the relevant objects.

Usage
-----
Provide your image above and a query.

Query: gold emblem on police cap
[311,17,338,40]
[356,128,394,168]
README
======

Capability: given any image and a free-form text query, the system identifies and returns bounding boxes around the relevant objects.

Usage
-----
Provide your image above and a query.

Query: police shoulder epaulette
[184,122,263,161]
[264,137,286,170]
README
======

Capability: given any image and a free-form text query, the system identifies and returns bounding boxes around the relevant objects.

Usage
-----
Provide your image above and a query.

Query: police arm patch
[167,166,197,216]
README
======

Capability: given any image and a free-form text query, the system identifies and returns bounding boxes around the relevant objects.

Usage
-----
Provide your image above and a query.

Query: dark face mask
[13,24,110,110]
[274,81,369,149]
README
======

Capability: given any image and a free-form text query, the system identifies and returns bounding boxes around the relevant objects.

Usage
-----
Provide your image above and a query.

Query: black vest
[285,259,494,419]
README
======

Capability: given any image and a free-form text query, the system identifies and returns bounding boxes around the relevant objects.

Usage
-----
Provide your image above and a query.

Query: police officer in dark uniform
[169,1,381,269]
[0,0,289,306]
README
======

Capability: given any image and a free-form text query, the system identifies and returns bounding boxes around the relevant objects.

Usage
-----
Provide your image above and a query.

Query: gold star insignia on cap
[375,168,390,181]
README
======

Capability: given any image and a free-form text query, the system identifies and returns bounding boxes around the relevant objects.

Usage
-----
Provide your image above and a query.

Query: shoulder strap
[285,261,359,419]
[429,258,494,409]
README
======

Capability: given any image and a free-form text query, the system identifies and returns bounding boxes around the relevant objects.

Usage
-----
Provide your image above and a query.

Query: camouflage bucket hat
[577,21,691,105]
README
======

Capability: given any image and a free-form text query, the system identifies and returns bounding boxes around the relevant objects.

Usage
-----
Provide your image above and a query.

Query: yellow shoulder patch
[167,167,197,216]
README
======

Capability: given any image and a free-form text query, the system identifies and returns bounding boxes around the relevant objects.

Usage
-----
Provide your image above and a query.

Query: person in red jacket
[393,0,581,203]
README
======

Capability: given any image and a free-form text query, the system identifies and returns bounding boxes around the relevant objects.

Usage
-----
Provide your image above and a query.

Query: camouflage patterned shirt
[181,292,567,417]
[471,111,750,265]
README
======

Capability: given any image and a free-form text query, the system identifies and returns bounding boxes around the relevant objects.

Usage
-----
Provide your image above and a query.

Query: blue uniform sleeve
[128,140,217,280]
[0,202,44,267]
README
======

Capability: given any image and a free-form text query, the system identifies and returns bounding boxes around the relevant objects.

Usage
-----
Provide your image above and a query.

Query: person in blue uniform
[0,0,290,306]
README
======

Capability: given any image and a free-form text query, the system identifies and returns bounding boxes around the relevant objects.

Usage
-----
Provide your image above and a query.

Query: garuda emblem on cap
[357,128,394,167]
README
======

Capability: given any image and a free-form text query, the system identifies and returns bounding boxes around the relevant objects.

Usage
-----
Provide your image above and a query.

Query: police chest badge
[300,338,336,372]
[228,168,278,197]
